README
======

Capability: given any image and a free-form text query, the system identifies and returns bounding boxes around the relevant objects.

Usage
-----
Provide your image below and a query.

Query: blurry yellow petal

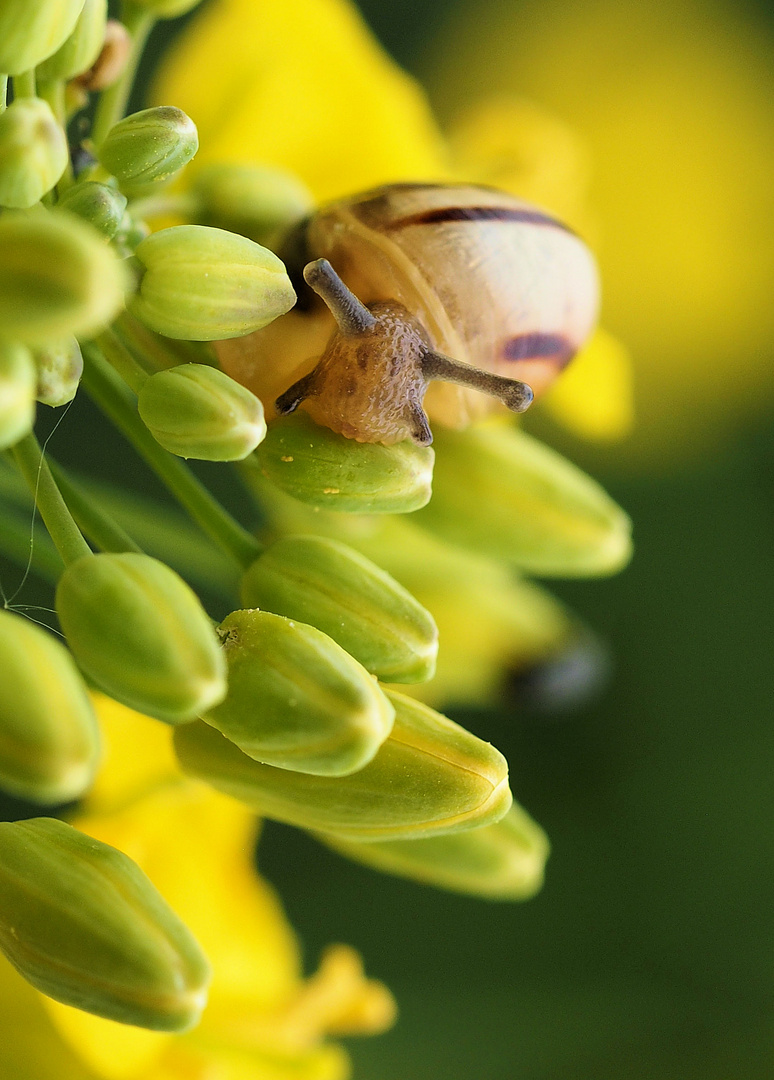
[447,95,594,236]
[541,327,634,441]
[155,1037,350,1080]
[0,955,98,1080]
[42,1001,168,1080]
[153,0,449,201]
[86,693,180,812]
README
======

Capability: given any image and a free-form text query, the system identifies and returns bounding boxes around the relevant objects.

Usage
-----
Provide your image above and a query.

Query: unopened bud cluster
[0,0,633,1052]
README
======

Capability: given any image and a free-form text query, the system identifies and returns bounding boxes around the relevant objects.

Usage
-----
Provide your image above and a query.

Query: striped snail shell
[214,183,599,446]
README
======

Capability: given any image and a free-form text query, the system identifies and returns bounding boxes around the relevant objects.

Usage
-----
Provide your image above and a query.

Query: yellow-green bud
[175,689,511,841]
[416,424,633,577]
[58,181,127,239]
[36,0,107,82]
[317,803,549,900]
[203,609,394,776]
[97,107,199,197]
[128,0,204,17]
[256,412,434,513]
[0,0,85,75]
[56,552,227,724]
[34,335,83,407]
[191,163,313,246]
[0,342,36,449]
[0,97,68,209]
[0,818,210,1030]
[0,212,127,345]
[0,611,99,804]
[241,535,438,682]
[129,225,296,340]
[138,363,266,460]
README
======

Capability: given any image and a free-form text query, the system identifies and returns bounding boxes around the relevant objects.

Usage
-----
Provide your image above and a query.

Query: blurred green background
[3,0,774,1076]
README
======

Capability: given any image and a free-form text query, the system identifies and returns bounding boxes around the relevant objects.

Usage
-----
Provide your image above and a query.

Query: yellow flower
[153,0,633,443]
[14,695,395,1080]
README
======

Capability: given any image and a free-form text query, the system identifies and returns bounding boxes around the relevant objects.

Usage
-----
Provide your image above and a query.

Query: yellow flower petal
[540,326,634,442]
[42,1001,168,1080]
[153,0,449,201]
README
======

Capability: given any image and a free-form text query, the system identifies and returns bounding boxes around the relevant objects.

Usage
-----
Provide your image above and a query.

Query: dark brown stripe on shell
[388,205,573,232]
[502,332,576,368]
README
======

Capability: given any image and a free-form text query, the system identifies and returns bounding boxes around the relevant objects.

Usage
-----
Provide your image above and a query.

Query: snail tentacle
[275,368,321,415]
[422,351,534,414]
[303,258,376,335]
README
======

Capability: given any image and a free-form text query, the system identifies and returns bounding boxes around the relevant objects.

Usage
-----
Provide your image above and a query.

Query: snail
[214,183,599,446]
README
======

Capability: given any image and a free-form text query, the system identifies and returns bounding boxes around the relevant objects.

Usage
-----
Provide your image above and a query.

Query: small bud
[0,211,127,345]
[241,535,438,682]
[128,0,204,17]
[58,181,127,239]
[0,97,68,209]
[175,689,512,841]
[203,609,394,776]
[56,552,227,724]
[0,342,36,449]
[0,818,210,1030]
[34,335,83,406]
[75,19,131,92]
[129,225,296,340]
[0,610,99,804]
[36,0,107,82]
[191,163,313,246]
[0,0,85,75]
[97,106,198,197]
[317,803,549,900]
[256,412,434,513]
[138,363,266,460]
[417,424,632,577]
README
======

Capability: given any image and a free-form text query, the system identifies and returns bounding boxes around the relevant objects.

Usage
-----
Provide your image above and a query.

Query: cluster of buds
[0,0,631,1052]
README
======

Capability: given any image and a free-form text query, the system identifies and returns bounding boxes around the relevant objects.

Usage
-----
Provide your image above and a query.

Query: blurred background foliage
[3,0,774,1076]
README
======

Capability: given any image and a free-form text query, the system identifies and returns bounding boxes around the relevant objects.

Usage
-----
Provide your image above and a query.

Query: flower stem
[97,326,150,393]
[0,505,63,584]
[12,433,92,567]
[0,76,8,113]
[90,4,155,148]
[48,459,143,555]
[81,343,262,569]
[13,69,36,97]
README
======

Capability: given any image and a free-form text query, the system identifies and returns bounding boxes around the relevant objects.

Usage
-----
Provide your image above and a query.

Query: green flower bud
[129,225,296,341]
[416,424,632,577]
[175,689,512,842]
[317,803,549,900]
[203,609,394,776]
[0,0,85,75]
[138,363,266,460]
[0,97,68,209]
[191,163,313,246]
[0,341,36,449]
[36,0,107,82]
[56,552,227,724]
[58,181,128,239]
[0,212,127,345]
[0,818,210,1030]
[97,107,199,197]
[256,412,434,513]
[0,610,99,804]
[241,535,438,682]
[34,335,83,406]
[128,0,204,17]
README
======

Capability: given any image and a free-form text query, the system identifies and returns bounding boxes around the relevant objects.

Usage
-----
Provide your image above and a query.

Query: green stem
[13,69,35,97]
[90,4,155,147]
[0,75,8,113]
[81,344,263,569]
[48,460,142,555]
[114,311,217,373]
[96,326,150,392]
[0,506,64,584]
[12,433,92,566]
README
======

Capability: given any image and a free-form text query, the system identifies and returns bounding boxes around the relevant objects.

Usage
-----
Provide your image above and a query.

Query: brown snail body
[215,183,599,445]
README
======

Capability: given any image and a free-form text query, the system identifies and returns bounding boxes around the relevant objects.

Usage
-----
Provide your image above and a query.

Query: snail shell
[215,183,599,440]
